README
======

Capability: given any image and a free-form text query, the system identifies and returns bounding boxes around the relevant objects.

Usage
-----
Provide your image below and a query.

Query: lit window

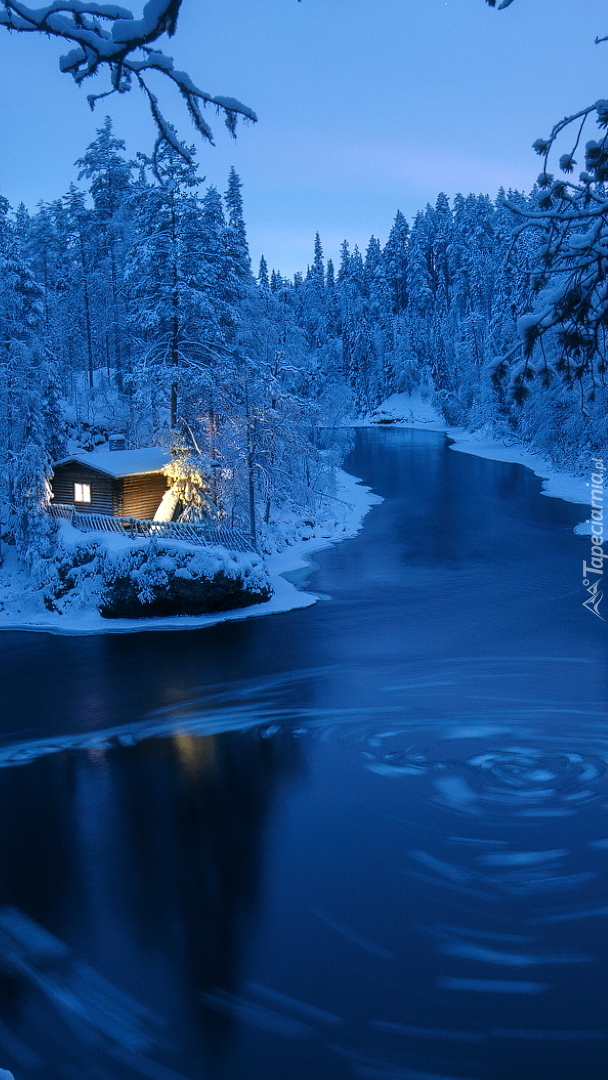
[74,483,91,503]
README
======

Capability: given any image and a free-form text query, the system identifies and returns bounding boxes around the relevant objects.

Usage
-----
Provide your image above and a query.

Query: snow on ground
[574,520,596,537]
[356,391,446,431]
[1,394,596,637]
[0,469,382,636]
[360,391,595,511]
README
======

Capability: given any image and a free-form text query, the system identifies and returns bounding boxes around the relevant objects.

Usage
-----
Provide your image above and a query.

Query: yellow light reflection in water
[174,733,216,777]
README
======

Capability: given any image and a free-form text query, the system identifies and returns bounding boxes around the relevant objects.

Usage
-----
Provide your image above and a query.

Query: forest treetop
[3,1,608,385]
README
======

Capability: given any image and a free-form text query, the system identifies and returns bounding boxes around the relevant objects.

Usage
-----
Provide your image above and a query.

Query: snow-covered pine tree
[76,118,134,391]
[0,200,59,566]
[125,141,211,437]
[383,210,409,315]
[258,256,270,292]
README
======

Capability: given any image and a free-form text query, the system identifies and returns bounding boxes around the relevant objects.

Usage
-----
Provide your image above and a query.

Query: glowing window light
[74,483,91,503]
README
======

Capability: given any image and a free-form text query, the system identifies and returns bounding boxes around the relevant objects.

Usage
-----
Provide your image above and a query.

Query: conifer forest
[1,117,606,582]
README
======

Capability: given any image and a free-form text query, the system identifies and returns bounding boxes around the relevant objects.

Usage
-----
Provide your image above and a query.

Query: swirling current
[0,428,605,1080]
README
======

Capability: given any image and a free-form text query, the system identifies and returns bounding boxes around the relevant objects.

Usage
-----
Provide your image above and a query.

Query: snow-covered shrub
[41,538,105,613]
[99,539,271,619]
[163,445,216,523]
[37,526,272,620]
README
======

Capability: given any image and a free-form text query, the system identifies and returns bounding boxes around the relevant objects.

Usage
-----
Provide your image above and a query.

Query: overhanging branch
[0,1,257,158]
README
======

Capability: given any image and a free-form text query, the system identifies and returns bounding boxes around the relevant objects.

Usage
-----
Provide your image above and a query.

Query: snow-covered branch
[0,1,257,159]
[487,0,608,389]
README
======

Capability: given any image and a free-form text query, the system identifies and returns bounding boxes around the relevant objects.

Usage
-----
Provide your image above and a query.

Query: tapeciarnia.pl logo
[582,459,606,620]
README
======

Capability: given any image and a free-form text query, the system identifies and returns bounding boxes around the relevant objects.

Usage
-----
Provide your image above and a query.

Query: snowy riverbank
[0,468,382,636]
[0,400,597,637]
[358,391,596,512]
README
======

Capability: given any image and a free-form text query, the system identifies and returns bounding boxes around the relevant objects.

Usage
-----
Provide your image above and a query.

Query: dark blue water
[0,428,606,1080]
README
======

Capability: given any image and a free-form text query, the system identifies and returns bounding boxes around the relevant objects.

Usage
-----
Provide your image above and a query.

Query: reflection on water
[0,429,606,1079]
[0,728,302,1077]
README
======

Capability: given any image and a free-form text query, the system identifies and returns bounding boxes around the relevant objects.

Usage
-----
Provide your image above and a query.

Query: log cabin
[50,447,171,520]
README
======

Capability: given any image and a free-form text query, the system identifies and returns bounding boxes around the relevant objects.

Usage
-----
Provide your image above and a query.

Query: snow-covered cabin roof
[53,448,171,478]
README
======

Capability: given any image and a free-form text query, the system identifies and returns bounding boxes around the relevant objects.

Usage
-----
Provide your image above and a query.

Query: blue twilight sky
[0,0,606,275]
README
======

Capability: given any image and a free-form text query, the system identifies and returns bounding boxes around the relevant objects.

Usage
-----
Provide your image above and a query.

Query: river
[0,427,606,1080]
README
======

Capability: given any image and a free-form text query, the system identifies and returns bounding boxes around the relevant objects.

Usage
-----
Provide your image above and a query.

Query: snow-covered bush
[38,528,271,620]
[41,537,105,613]
[99,538,271,618]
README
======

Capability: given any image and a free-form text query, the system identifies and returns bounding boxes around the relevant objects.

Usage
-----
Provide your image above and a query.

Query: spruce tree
[383,210,409,314]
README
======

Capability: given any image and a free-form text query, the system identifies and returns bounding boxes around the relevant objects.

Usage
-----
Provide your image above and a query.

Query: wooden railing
[48,504,256,552]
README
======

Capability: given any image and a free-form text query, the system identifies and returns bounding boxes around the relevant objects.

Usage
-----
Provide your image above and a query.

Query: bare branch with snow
[0,2,257,159]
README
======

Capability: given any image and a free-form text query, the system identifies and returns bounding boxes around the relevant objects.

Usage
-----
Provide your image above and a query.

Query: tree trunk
[169,197,179,428]
[79,232,94,389]
[109,242,123,392]
[243,372,257,548]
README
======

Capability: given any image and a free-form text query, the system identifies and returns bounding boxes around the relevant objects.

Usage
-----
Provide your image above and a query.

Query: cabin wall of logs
[50,464,168,520]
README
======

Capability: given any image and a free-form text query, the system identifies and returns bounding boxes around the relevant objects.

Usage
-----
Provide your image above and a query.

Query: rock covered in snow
[99,539,272,618]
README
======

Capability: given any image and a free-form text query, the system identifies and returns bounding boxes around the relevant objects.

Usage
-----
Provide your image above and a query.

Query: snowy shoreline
[1,395,598,637]
[0,468,382,636]
[357,391,595,511]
